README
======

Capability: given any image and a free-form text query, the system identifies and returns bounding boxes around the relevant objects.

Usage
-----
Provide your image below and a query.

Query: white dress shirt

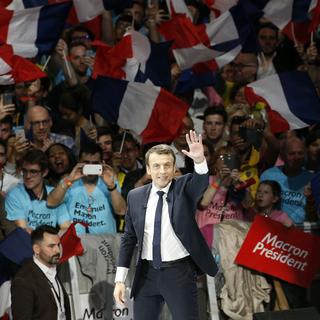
[115,159,208,283]
[33,256,66,320]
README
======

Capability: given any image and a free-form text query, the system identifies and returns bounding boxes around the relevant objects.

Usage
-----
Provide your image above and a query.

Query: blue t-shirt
[5,184,70,229]
[260,166,314,223]
[64,178,118,234]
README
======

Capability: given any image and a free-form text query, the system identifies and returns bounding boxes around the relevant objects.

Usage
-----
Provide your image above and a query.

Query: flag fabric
[0,228,32,265]
[262,0,320,44]
[174,69,218,94]
[0,44,47,84]
[93,30,172,88]
[59,222,84,264]
[92,76,189,144]
[158,2,253,72]
[1,0,69,10]
[165,0,193,20]
[245,71,320,133]
[242,0,320,44]
[203,0,238,18]
[0,2,72,57]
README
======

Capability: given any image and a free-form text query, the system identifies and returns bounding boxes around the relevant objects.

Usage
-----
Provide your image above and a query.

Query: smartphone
[85,50,95,58]
[239,126,263,149]
[15,127,26,141]
[82,164,103,175]
[2,92,14,105]
[222,154,240,170]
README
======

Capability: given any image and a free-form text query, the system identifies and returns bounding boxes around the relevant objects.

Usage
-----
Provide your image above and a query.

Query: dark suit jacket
[11,259,71,320]
[118,170,218,297]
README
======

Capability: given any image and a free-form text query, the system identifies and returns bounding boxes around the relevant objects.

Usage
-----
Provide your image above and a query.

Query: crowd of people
[0,0,320,319]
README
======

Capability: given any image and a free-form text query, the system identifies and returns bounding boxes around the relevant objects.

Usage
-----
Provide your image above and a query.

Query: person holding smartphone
[47,142,126,235]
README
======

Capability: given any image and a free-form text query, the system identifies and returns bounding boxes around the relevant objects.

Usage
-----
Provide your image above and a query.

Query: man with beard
[11,225,71,320]
[5,149,71,233]
[47,142,126,234]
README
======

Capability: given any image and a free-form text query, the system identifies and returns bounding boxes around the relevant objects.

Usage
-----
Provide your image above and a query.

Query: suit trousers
[133,257,199,320]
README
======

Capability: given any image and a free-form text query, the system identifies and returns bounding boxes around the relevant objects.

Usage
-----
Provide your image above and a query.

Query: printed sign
[235,215,320,287]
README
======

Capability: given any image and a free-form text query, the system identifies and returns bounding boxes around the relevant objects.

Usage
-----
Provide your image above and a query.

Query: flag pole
[62,50,72,79]
[119,130,127,153]
[291,23,298,47]
[42,55,51,71]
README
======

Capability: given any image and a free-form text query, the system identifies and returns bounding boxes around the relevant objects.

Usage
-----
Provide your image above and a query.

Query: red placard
[235,215,320,287]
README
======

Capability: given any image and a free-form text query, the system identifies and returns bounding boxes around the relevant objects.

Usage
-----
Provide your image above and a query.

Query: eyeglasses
[233,63,257,70]
[22,168,42,177]
[30,119,50,128]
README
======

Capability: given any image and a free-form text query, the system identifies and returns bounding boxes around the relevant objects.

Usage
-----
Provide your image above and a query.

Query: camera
[82,164,103,175]
[238,126,263,149]
[220,153,240,170]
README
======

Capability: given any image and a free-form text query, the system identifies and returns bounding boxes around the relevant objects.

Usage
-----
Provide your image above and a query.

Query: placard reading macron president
[235,215,320,287]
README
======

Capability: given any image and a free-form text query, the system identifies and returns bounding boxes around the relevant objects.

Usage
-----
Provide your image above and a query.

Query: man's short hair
[199,106,228,123]
[97,127,114,140]
[0,115,13,127]
[257,22,279,35]
[31,225,59,245]
[22,149,48,172]
[113,132,139,151]
[145,144,176,165]
[79,142,103,159]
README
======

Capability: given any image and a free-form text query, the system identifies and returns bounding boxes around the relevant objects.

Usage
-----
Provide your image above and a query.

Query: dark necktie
[152,190,165,269]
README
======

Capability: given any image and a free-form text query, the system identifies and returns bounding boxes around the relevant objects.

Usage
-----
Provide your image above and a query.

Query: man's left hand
[181,130,204,164]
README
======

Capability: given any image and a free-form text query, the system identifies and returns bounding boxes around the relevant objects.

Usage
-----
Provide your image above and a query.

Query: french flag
[0,2,71,57]
[158,2,253,72]
[92,76,189,144]
[245,71,320,133]
[165,0,193,20]
[0,44,47,84]
[93,30,172,88]
[261,0,320,44]
[244,0,320,44]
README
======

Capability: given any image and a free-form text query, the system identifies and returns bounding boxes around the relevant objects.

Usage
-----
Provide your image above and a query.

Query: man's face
[33,232,61,267]
[70,45,87,76]
[29,109,52,143]
[22,162,45,190]
[258,28,278,56]
[124,3,144,25]
[80,152,101,184]
[97,134,113,162]
[147,153,175,189]
[0,122,11,141]
[203,114,225,141]
[284,140,305,171]
[233,53,258,85]
[121,141,139,171]
[115,20,132,42]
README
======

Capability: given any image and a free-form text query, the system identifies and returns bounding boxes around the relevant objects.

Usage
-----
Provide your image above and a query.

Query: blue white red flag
[158,2,253,72]
[92,30,172,88]
[245,71,320,133]
[0,2,71,57]
[0,44,47,84]
[92,76,189,144]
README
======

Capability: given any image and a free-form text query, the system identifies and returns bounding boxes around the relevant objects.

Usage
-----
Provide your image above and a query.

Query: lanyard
[48,278,63,313]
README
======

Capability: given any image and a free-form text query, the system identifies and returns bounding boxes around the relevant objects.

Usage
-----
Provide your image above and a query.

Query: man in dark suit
[11,225,71,320]
[113,131,218,320]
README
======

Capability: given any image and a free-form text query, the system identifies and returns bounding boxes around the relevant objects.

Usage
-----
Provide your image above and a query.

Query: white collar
[151,181,172,196]
[33,256,57,282]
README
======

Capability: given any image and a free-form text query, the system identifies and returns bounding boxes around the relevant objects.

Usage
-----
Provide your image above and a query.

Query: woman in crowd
[46,143,76,186]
